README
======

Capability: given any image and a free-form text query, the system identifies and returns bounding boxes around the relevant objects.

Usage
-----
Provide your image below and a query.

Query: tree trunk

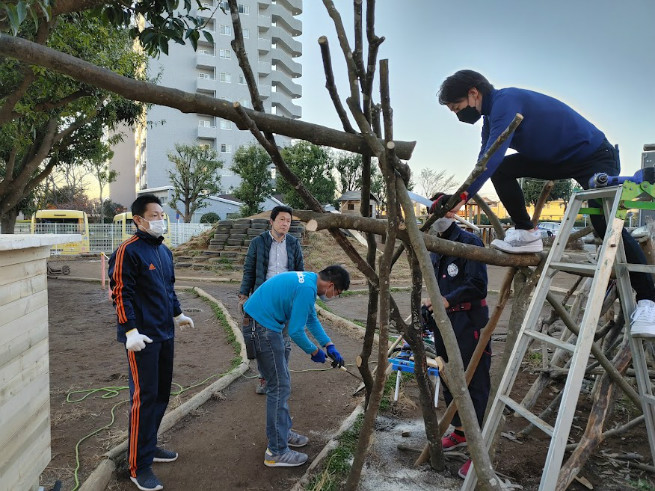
[0,208,18,233]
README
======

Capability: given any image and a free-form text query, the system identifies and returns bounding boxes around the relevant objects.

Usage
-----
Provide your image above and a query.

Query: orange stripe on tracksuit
[127,351,141,477]
[112,235,139,323]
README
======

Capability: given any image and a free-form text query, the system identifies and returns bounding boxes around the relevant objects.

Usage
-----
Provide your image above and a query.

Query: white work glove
[174,313,195,329]
[125,329,153,352]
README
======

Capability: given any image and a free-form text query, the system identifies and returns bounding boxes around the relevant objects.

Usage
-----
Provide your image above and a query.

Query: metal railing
[7,223,212,255]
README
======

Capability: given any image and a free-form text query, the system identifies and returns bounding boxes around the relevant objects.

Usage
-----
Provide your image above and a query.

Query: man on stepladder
[109,194,195,491]
[433,69,655,338]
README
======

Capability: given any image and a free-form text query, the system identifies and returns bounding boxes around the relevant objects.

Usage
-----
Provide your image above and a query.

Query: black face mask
[456,105,482,124]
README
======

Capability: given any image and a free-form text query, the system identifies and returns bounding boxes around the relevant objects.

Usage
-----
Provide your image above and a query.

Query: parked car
[537,221,561,238]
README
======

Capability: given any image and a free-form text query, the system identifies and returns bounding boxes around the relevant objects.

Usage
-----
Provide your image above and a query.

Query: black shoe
[153,447,178,463]
[130,467,163,491]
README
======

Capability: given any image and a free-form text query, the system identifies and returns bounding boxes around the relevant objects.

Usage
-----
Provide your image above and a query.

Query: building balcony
[196,52,216,70]
[257,58,271,76]
[259,84,271,99]
[258,38,270,54]
[197,125,217,139]
[258,13,272,30]
[257,0,270,8]
[271,48,301,77]
[271,25,301,56]
[277,0,302,15]
[270,70,301,98]
[271,91,301,119]
[270,3,301,35]
[196,76,216,92]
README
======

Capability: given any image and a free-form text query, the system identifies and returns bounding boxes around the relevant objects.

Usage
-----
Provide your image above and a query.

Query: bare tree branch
[0,34,416,159]
[318,36,356,133]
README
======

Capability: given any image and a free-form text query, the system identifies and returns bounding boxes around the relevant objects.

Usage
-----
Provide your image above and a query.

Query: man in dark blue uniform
[109,194,194,491]
[423,206,491,479]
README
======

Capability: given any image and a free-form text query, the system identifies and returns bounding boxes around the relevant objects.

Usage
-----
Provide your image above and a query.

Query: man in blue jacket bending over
[243,265,349,467]
[109,194,194,491]
[434,69,655,338]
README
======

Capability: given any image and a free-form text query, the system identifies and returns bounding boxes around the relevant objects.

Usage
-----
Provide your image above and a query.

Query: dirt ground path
[42,259,654,490]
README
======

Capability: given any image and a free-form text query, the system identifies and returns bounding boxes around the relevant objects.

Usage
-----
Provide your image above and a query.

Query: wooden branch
[298,210,541,268]
[322,0,361,110]
[228,0,266,116]
[473,193,505,238]
[318,36,356,133]
[0,34,416,160]
[531,180,555,227]
[352,0,366,81]
[394,176,501,490]
[363,0,384,97]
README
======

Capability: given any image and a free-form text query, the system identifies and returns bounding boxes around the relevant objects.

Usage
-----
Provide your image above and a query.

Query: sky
[296,0,655,198]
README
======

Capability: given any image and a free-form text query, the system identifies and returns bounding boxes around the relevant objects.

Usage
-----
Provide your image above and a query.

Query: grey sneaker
[153,446,178,462]
[631,299,655,338]
[256,377,267,395]
[288,430,309,448]
[491,228,543,254]
[130,467,163,491]
[264,448,308,467]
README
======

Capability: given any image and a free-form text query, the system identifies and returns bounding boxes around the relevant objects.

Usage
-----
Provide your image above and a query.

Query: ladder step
[524,330,577,353]
[549,262,597,275]
[642,394,655,406]
[625,264,655,274]
[499,395,554,436]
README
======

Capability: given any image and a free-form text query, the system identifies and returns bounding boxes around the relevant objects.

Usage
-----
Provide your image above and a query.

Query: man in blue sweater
[109,195,194,491]
[243,265,349,467]
[435,69,655,337]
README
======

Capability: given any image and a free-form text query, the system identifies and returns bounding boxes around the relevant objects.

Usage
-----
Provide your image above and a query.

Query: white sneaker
[491,228,543,254]
[631,299,655,338]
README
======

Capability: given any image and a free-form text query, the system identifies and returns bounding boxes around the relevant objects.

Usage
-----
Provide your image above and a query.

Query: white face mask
[146,219,167,238]
[433,217,454,234]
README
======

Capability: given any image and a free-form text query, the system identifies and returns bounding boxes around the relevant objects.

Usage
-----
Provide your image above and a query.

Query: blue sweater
[467,87,606,197]
[109,230,182,343]
[243,271,331,354]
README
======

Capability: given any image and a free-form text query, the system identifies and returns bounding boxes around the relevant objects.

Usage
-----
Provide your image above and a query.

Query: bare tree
[417,167,458,199]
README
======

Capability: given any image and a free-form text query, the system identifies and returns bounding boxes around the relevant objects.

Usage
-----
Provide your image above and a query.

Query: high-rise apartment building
[110,0,302,219]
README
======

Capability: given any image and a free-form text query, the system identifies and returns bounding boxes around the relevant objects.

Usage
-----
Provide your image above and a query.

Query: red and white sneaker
[458,459,471,479]
[442,431,467,451]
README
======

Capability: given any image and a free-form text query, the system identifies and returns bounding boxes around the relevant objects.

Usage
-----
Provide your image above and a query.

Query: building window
[220,143,232,153]
[219,120,232,130]
[218,72,232,83]
[219,48,231,59]
[219,24,232,36]
[198,72,213,79]
[238,75,246,85]
[347,203,355,210]
[239,4,249,14]
[243,28,250,39]
[198,47,214,55]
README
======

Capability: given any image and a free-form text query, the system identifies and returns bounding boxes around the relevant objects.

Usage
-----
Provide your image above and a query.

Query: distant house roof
[217,194,243,204]
[338,190,379,202]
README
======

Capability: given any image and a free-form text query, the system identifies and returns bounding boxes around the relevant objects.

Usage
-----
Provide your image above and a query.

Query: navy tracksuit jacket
[429,223,491,429]
[109,229,182,476]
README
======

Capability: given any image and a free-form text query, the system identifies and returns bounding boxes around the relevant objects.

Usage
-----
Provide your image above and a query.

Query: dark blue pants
[126,338,174,476]
[434,308,491,429]
[491,139,655,301]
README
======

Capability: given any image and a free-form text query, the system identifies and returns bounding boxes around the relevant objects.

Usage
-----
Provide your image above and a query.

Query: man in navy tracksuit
[423,212,490,479]
[434,69,655,337]
[109,194,194,491]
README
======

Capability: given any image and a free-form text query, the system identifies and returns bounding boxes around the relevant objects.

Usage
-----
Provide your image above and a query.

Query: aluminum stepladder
[463,182,655,491]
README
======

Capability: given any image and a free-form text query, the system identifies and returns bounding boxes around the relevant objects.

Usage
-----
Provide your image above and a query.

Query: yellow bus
[113,212,172,246]
[31,209,90,255]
